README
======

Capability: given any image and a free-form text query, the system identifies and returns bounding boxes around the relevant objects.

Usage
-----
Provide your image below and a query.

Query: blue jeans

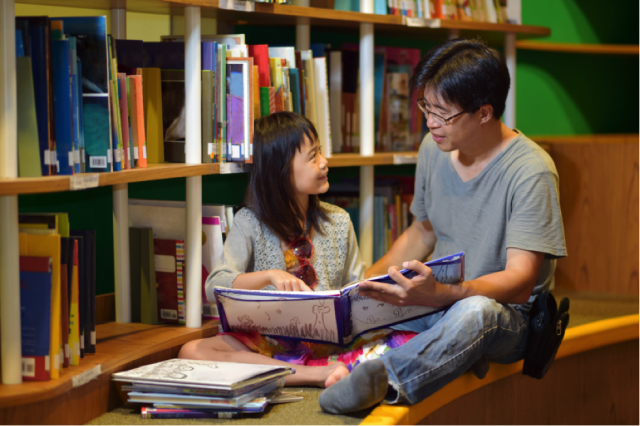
[382,295,529,405]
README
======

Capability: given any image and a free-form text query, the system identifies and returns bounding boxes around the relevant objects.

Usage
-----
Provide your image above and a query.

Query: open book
[214,252,464,346]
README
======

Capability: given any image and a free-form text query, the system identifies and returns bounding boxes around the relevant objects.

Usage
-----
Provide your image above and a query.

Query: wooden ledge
[530,133,639,145]
[0,320,219,410]
[0,162,246,196]
[517,41,639,55]
[361,314,639,425]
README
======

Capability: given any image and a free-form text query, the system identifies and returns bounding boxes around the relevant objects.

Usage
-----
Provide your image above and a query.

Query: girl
[179,112,416,388]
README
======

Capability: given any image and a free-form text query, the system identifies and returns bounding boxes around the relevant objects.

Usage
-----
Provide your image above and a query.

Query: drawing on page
[139,359,195,380]
[312,300,331,334]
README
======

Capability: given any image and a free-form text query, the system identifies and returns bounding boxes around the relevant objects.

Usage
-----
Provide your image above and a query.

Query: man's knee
[451,296,501,327]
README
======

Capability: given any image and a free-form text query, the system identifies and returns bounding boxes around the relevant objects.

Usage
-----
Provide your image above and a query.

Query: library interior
[0,0,637,423]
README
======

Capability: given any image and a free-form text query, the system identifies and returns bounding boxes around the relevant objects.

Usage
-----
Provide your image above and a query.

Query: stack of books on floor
[112,359,296,419]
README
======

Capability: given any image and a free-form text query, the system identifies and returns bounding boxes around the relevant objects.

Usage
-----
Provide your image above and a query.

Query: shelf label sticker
[133,147,139,160]
[72,365,102,388]
[68,151,75,166]
[21,358,35,378]
[143,145,147,159]
[219,0,255,12]
[70,174,100,191]
[43,150,51,165]
[403,17,441,28]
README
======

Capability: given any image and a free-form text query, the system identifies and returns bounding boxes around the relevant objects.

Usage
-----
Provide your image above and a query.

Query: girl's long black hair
[245,112,330,242]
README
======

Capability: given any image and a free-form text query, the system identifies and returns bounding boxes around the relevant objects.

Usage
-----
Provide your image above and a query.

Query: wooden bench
[363,314,639,425]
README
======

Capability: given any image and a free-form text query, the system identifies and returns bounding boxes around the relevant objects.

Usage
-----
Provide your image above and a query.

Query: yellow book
[69,240,80,365]
[20,233,62,379]
[142,68,164,164]
[269,58,284,112]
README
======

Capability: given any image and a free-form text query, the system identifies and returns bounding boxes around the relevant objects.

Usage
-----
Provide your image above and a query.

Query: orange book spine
[133,75,147,167]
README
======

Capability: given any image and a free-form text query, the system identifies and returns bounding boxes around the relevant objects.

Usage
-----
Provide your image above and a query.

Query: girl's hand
[268,270,313,292]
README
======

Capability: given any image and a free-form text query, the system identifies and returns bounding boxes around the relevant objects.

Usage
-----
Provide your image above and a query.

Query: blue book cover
[76,60,86,172]
[20,256,52,381]
[54,17,111,173]
[18,17,55,176]
[289,68,301,114]
[68,37,81,174]
[51,38,74,175]
[202,41,215,71]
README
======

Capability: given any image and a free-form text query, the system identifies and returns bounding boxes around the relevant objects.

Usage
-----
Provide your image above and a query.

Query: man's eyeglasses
[416,98,468,125]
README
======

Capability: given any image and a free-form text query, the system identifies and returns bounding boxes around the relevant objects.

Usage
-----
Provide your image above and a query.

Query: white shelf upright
[111,7,131,323]
[184,6,203,328]
[503,32,516,129]
[0,0,23,385]
[294,0,310,51]
[359,0,375,268]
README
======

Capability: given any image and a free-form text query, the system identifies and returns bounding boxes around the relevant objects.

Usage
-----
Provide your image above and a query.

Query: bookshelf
[0,0,550,401]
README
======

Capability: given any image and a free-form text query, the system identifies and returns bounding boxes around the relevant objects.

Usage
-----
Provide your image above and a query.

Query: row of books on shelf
[15,15,426,179]
[113,359,299,419]
[127,200,235,325]
[335,0,513,23]
[15,16,148,178]
[18,213,96,381]
[322,176,415,263]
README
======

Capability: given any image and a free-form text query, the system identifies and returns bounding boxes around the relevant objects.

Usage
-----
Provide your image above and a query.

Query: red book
[154,239,185,325]
[248,45,271,88]
[268,87,276,114]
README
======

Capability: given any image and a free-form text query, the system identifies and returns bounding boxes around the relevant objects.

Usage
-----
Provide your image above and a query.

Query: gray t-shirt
[205,202,365,304]
[411,131,567,312]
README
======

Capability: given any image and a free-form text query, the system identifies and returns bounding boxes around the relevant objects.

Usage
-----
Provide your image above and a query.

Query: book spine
[133,75,147,167]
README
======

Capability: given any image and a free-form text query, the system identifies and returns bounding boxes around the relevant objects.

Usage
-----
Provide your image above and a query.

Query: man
[319,38,567,414]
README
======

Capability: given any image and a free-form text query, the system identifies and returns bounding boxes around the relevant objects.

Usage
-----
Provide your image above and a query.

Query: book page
[217,295,341,344]
[348,252,465,336]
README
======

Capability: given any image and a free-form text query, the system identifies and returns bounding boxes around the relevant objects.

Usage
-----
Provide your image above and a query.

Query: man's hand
[269,270,313,292]
[359,260,459,309]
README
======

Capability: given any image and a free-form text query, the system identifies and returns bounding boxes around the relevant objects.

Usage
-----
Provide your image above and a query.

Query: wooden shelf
[15,0,550,42]
[530,134,639,144]
[328,151,419,167]
[0,320,219,420]
[0,162,246,196]
[516,41,639,55]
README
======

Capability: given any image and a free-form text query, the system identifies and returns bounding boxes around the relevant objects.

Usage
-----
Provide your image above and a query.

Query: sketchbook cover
[112,359,292,390]
[215,252,464,346]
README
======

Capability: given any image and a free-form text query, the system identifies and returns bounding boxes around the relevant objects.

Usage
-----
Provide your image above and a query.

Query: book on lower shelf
[214,252,465,346]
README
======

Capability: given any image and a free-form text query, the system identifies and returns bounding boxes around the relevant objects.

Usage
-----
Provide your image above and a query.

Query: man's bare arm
[365,219,437,278]
[360,247,544,307]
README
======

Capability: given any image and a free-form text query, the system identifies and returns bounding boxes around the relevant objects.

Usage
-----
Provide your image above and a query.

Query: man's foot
[319,360,388,414]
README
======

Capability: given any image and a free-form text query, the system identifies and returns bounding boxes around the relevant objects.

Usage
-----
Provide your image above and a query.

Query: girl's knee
[178,339,201,359]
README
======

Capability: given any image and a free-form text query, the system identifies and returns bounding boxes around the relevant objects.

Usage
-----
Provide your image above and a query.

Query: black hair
[245,111,329,242]
[409,38,510,119]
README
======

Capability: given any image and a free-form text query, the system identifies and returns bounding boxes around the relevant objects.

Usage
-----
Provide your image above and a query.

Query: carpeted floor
[87,290,638,425]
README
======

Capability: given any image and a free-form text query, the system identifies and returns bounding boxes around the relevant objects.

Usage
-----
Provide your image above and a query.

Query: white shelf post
[184,6,202,328]
[294,0,310,51]
[359,0,375,267]
[0,0,22,385]
[110,13,131,323]
[504,32,516,129]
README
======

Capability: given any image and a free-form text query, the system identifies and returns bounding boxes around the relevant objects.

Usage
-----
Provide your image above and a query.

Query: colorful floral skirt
[220,329,417,372]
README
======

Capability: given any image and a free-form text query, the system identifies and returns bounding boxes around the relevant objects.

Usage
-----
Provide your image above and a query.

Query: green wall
[517,0,639,135]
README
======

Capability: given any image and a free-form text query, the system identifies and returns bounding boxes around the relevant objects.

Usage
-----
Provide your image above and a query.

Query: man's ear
[478,104,494,124]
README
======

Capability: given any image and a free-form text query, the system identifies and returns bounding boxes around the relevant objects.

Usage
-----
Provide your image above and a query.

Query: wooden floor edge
[360,315,640,425]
